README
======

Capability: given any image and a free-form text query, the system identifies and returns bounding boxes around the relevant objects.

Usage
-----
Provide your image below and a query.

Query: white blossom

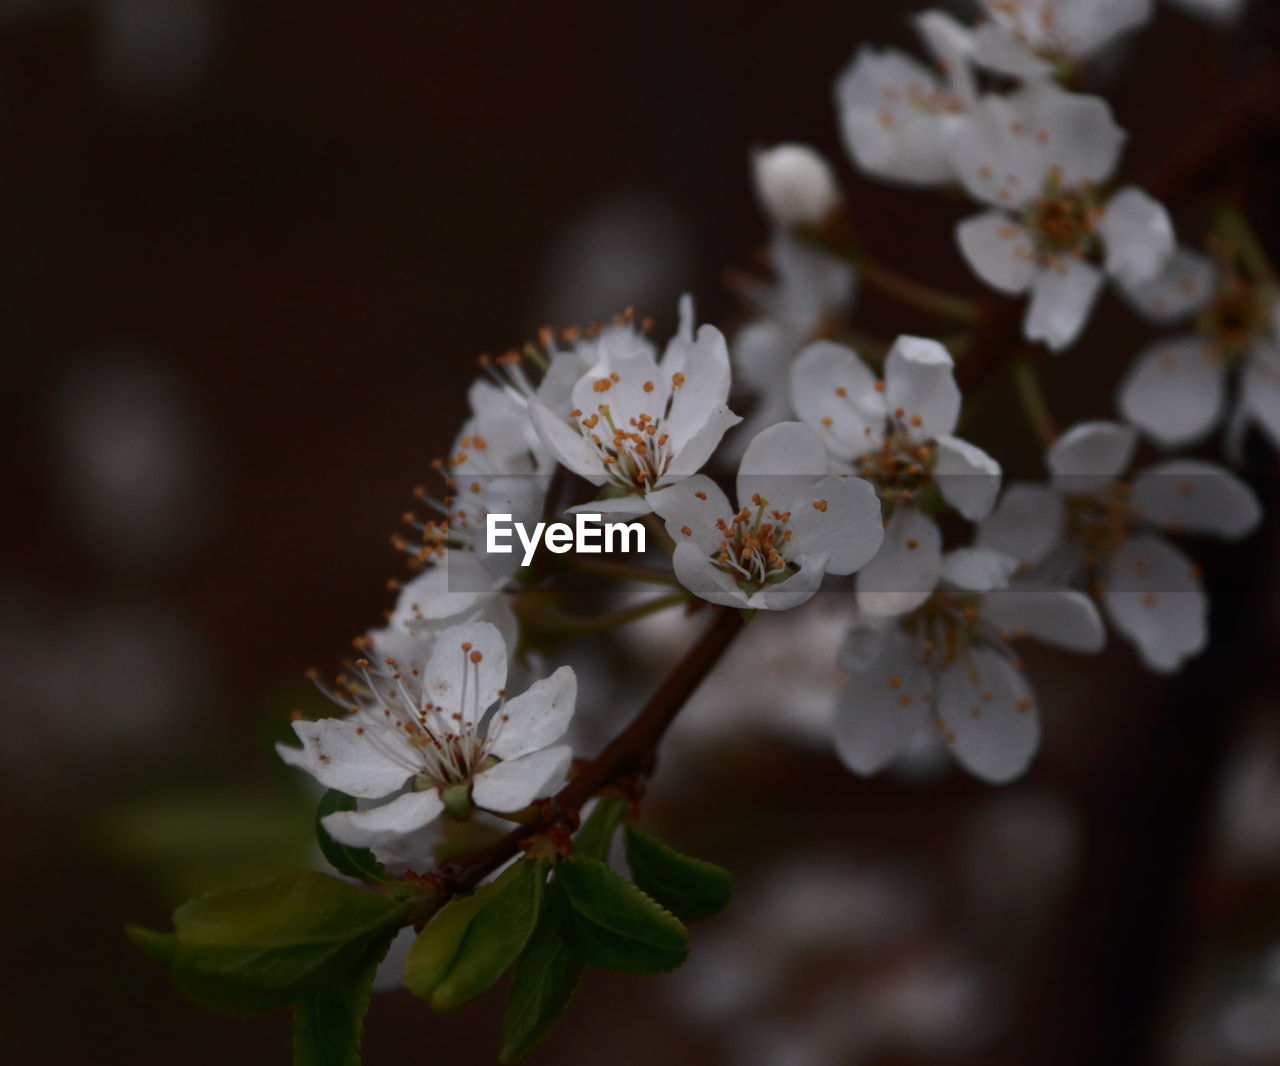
[790,335,1002,615]
[952,84,1174,350]
[834,547,1105,784]
[1118,247,1280,449]
[277,620,575,848]
[649,422,883,611]
[834,9,977,186]
[751,143,842,228]
[978,420,1261,672]
[396,369,551,620]
[530,298,741,514]
[970,0,1154,81]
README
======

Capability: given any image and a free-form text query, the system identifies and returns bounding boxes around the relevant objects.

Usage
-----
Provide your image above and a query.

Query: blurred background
[5,1,1280,1063]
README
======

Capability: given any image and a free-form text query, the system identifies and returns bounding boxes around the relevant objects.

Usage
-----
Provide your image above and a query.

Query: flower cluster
[151,4,1276,1062]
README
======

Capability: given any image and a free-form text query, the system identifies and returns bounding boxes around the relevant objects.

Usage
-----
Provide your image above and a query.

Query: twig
[1011,354,1058,446]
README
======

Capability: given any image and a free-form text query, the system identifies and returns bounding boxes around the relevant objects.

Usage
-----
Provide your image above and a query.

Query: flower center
[853,429,937,510]
[711,493,798,593]
[1198,270,1272,363]
[901,588,985,671]
[569,369,687,494]
[1022,171,1099,259]
[1064,485,1131,570]
[314,642,511,790]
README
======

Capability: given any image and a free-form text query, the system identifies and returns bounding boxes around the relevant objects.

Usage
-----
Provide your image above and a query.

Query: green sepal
[623,824,732,921]
[403,859,545,1012]
[125,924,177,966]
[498,880,587,1063]
[291,926,398,1066]
[573,797,625,862]
[170,871,407,1017]
[315,790,395,885]
[555,857,689,974]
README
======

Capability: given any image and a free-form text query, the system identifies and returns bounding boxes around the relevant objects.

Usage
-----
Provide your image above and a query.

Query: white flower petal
[788,474,884,575]
[652,476,734,554]
[790,340,885,459]
[1117,336,1226,448]
[940,547,1017,592]
[1240,343,1280,450]
[976,484,1066,567]
[736,421,829,509]
[914,10,977,96]
[486,666,577,761]
[1021,83,1127,188]
[833,628,931,776]
[979,588,1106,652]
[277,718,412,799]
[934,435,1002,521]
[885,335,961,439]
[955,211,1037,295]
[1047,420,1136,493]
[1025,258,1104,351]
[1061,0,1155,56]
[857,506,943,616]
[936,646,1039,784]
[951,92,1041,207]
[1100,186,1175,290]
[834,46,962,186]
[750,552,831,611]
[1122,247,1215,324]
[954,85,1125,205]
[472,744,572,812]
[529,400,608,484]
[1103,534,1206,673]
[566,494,654,517]
[1130,459,1262,539]
[970,21,1054,79]
[398,554,506,628]
[663,324,735,450]
[420,621,508,726]
[321,789,445,849]
[661,402,742,481]
[671,540,752,609]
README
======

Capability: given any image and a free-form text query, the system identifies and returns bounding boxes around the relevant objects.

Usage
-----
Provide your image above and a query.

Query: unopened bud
[751,142,841,227]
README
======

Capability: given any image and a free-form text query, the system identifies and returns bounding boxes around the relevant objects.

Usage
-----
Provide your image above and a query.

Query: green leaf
[171,872,407,1017]
[292,928,397,1066]
[573,797,625,862]
[126,924,177,966]
[498,881,586,1063]
[403,859,545,1012]
[623,825,732,921]
[555,857,688,974]
[315,790,395,885]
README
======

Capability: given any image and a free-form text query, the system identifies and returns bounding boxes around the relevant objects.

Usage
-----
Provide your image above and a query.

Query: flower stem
[1214,203,1279,287]
[548,590,690,635]
[1011,354,1058,446]
[573,557,680,585]
[798,223,982,325]
[855,254,983,325]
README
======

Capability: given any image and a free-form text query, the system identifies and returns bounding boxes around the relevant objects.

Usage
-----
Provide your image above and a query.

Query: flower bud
[751,143,841,227]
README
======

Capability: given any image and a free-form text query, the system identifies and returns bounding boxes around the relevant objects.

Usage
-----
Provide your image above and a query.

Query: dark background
[4,2,1280,1064]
